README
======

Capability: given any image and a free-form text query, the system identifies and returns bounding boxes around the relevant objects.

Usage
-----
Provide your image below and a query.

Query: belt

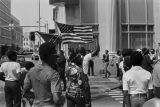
[129,93,147,97]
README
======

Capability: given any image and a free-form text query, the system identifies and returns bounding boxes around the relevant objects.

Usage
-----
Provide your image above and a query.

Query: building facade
[0,0,23,54]
[50,0,157,57]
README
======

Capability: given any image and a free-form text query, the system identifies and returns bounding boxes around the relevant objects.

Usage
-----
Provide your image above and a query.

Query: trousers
[130,94,147,107]
[5,80,21,107]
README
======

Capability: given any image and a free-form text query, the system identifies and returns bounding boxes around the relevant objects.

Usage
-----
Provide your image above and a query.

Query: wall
[66,5,80,24]
[81,0,98,24]
[56,5,66,23]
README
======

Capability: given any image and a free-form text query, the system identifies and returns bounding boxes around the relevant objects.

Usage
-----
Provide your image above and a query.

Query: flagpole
[53,20,63,53]
[49,20,61,42]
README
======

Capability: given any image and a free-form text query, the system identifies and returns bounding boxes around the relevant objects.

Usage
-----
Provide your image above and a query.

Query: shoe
[108,74,111,78]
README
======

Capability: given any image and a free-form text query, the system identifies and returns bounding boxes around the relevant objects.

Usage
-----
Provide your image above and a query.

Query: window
[130,25,145,31]
[148,25,154,31]
[122,25,128,31]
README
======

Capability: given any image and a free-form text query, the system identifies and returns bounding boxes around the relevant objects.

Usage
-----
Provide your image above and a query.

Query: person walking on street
[123,51,153,107]
[102,50,111,78]
[0,50,22,107]
[23,42,65,107]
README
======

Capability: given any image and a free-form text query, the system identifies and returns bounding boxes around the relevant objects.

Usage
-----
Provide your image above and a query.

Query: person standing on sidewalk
[102,50,111,78]
[0,50,22,107]
[142,55,160,107]
[141,48,153,73]
[23,42,65,107]
[57,50,67,91]
[88,50,94,76]
[115,50,123,79]
[152,56,160,98]
[20,61,35,107]
[123,51,153,107]
[66,54,87,107]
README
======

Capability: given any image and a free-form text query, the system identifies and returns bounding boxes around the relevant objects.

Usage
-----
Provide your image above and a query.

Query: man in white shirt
[0,50,22,107]
[83,45,100,75]
[123,51,153,107]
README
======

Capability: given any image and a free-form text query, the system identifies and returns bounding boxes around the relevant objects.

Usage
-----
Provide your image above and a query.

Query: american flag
[56,22,93,44]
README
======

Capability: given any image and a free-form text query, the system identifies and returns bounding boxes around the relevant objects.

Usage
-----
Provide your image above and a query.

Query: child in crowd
[20,61,35,107]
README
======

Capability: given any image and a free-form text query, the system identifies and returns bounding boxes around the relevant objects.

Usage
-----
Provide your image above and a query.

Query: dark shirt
[23,64,61,106]
[103,54,109,62]
[141,54,153,72]
[57,54,66,72]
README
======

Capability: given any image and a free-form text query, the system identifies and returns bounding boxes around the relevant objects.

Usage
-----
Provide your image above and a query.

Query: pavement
[88,75,123,107]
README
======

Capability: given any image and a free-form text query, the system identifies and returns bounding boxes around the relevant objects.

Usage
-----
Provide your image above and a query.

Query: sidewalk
[89,75,120,99]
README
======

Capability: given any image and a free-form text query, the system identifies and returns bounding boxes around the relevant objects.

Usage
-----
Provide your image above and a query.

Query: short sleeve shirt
[123,66,153,94]
[24,65,62,106]
[0,62,21,81]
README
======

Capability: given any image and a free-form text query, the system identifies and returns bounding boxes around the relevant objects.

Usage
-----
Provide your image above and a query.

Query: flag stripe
[62,40,87,44]
[75,32,93,34]
[62,37,83,40]
[74,28,92,31]
[61,33,87,44]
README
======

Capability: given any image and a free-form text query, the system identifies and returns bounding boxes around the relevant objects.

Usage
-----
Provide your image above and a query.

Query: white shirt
[123,66,153,94]
[0,62,21,81]
[82,53,92,74]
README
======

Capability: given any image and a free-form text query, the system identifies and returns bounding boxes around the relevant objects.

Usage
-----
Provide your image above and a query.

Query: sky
[11,0,55,33]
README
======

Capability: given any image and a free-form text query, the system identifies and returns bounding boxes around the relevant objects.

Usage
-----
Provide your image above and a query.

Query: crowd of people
[0,41,100,107]
[1,40,160,107]
[102,47,160,107]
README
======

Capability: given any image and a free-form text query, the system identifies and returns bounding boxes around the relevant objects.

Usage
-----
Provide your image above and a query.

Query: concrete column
[153,0,160,49]
[98,0,117,57]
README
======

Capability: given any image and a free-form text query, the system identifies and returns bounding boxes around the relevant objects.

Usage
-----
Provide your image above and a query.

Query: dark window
[148,25,154,31]
[122,25,128,31]
[130,25,146,31]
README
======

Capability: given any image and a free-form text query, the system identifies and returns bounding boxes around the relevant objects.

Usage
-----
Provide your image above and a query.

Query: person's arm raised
[91,40,100,57]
